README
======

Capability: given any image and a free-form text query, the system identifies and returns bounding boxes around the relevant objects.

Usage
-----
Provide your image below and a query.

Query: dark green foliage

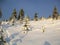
[0,9,2,18]
[18,9,24,20]
[18,14,20,20]
[34,13,38,21]
[52,6,59,20]
[9,8,17,20]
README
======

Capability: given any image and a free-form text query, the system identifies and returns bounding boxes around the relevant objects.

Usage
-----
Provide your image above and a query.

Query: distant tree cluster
[9,8,25,21]
[0,6,60,22]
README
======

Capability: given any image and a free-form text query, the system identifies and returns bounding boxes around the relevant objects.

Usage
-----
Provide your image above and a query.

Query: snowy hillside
[0,19,60,45]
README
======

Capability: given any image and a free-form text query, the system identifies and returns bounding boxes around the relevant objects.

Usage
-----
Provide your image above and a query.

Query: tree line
[0,6,60,21]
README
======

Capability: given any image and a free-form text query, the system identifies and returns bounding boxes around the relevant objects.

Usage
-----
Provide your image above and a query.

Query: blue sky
[0,0,60,19]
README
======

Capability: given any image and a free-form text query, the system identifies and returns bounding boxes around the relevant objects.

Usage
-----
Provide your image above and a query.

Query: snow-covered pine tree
[26,15,30,21]
[24,15,30,22]
[52,6,59,20]
[9,8,17,25]
[0,9,2,18]
[18,9,24,21]
[40,16,46,20]
[0,9,2,25]
[34,13,38,21]
[22,17,30,31]
[9,8,17,21]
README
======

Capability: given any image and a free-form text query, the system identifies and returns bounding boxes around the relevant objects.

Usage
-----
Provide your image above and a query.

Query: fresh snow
[0,19,60,45]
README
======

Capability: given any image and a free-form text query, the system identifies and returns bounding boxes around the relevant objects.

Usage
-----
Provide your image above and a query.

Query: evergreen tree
[34,13,38,21]
[24,15,30,21]
[9,8,17,21]
[18,14,20,20]
[18,9,24,20]
[52,6,59,19]
[0,9,2,25]
[0,9,2,18]
[26,15,30,21]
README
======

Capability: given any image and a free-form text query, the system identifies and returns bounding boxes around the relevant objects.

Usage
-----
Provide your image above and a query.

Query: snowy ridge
[0,19,60,45]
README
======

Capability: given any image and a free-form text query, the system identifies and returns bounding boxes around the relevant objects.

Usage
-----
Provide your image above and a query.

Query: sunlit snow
[0,19,60,45]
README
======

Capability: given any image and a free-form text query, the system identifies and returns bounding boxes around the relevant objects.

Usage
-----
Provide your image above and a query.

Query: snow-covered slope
[1,19,60,45]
